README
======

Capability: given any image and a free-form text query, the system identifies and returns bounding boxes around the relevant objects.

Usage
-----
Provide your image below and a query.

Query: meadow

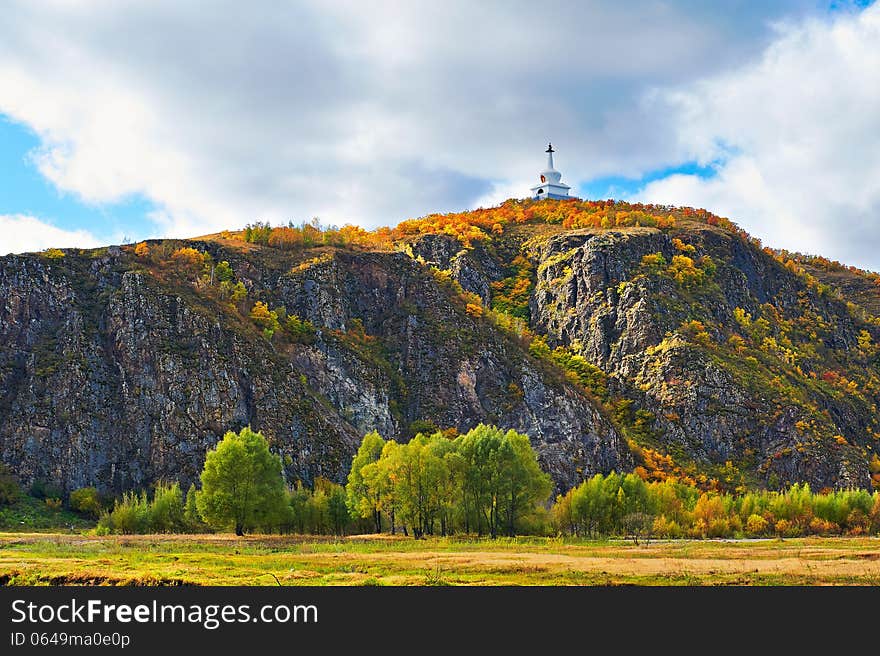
[1,532,879,586]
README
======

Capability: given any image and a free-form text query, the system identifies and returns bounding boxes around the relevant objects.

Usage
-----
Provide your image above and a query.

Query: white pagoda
[531,143,571,200]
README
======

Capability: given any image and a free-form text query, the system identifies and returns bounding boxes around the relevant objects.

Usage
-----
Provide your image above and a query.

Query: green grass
[1,533,878,586]
[0,497,95,531]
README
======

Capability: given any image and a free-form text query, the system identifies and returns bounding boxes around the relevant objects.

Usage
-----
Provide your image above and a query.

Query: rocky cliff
[0,237,630,494]
[2,199,879,494]
[526,222,876,489]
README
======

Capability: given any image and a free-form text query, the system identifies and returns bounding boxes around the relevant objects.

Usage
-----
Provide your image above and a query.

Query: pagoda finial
[531,142,571,200]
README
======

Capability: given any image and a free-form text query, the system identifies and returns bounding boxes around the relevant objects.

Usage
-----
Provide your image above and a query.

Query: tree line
[345,424,552,538]
[553,472,880,540]
[15,424,878,539]
[85,424,552,538]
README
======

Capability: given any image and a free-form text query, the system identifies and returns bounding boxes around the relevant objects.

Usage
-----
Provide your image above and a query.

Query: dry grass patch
[2,533,878,586]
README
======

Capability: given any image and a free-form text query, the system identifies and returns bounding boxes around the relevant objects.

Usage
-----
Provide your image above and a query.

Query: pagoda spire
[530,142,571,200]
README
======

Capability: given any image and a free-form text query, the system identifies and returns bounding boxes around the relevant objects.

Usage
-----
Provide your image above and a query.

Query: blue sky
[579,162,718,203]
[1,1,879,269]
[0,117,156,243]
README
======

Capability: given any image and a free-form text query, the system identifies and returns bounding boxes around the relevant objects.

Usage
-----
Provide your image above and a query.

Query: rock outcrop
[0,243,630,494]
[2,211,878,495]
[528,223,874,489]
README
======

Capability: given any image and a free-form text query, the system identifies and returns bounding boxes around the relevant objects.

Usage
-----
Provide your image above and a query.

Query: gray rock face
[0,254,362,493]
[2,217,875,495]
[408,234,504,305]
[0,246,630,494]
[528,225,872,489]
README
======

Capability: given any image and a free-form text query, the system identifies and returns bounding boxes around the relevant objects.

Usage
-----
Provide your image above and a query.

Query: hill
[1,198,879,495]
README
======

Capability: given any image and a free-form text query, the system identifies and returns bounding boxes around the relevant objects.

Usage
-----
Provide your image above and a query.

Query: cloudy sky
[1,1,878,268]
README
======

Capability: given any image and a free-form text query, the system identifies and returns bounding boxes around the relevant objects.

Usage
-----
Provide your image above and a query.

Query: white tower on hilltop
[531,143,571,200]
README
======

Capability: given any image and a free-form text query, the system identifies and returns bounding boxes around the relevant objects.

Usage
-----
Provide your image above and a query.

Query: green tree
[229,281,248,303]
[0,463,20,506]
[288,482,311,533]
[362,442,400,534]
[496,430,552,536]
[388,433,449,538]
[455,424,551,538]
[150,482,185,533]
[196,427,287,535]
[69,487,102,518]
[250,301,280,338]
[184,483,203,531]
[215,260,234,283]
[283,314,317,344]
[327,483,351,536]
[428,434,459,536]
[346,431,386,532]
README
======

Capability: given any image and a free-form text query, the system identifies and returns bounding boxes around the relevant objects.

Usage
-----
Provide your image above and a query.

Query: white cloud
[637,4,880,270]
[471,179,534,210]
[0,1,810,237]
[0,214,102,255]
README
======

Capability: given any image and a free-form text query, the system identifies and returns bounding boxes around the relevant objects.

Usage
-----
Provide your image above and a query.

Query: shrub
[170,247,205,279]
[774,518,797,537]
[250,301,280,338]
[707,518,731,538]
[641,252,667,271]
[214,260,234,282]
[809,517,839,535]
[669,254,706,289]
[98,491,151,534]
[150,482,185,533]
[745,514,768,536]
[652,515,682,538]
[30,480,64,500]
[0,463,19,506]
[284,314,317,344]
[465,303,483,318]
[69,487,102,518]
[184,484,205,532]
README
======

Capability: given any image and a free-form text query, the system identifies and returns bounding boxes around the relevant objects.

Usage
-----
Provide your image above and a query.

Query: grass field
[2,533,879,585]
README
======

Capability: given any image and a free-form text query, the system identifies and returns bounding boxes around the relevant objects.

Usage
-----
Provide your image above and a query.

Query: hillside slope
[1,198,878,494]
[0,232,629,494]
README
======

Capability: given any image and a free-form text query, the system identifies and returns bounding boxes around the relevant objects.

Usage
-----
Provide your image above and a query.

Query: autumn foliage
[234,198,752,254]
[552,474,880,539]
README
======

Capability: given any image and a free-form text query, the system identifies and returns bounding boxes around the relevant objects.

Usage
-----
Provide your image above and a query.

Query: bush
[250,301,280,338]
[707,518,731,538]
[774,518,798,537]
[809,517,839,535]
[0,463,19,506]
[69,487,102,518]
[746,514,769,536]
[170,247,205,280]
[30,480,63,501]
[652,515,682,538]
[284,314,317,344]
[184,484,205,532]
[150,482,185,533]
[98,491,151,534]
[214,260,234,282]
